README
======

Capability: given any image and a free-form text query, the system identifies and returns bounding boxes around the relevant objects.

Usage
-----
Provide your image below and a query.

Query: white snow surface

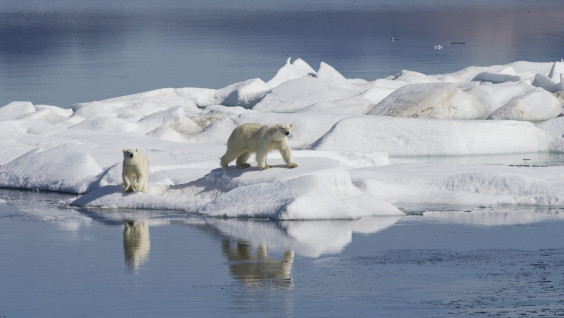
[1,58,564,219]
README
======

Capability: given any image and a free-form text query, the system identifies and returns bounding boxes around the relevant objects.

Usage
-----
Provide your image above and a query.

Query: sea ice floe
[1,58,564,219]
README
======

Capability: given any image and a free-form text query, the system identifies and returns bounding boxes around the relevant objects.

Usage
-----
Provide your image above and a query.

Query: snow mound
[472,67,522,83]
[368,82,484,119]
[317,61,364,98]
[0,101,36,120]
[253,77,331,112]
[71,88,202,120]
[70,157,403,220]
[352,164,564,207]
[309,116,552,156]
[532,61,564,92]
[0,144,102,193]
[70,117,139,133]
[489,88,563,121]
[266,57,317,88]
[214,78,269,107]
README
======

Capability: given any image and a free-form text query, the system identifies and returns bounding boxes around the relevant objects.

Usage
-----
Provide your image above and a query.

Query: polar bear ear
[135,148,138,152]
[122,149,126,153]
[289,124,293,129]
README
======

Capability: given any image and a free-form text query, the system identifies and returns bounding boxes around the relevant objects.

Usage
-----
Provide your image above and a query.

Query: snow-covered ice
[1,58,564,220]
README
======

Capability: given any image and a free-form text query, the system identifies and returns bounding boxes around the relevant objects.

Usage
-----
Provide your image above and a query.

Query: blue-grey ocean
[1,0,563,107]
[1,1,564,317]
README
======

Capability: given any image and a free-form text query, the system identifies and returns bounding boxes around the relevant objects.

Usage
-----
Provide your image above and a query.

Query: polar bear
[122,149,149,193]
[220,123,298,170]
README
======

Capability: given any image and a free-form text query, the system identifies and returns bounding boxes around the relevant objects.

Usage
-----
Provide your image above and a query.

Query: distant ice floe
[1,58,564,220]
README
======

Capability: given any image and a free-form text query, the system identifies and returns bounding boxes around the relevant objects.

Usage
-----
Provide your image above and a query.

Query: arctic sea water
[1,0,563,107]
[2,189,564,317]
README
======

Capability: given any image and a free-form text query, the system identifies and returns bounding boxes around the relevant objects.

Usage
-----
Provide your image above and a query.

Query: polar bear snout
[123,149,136,160]
[280,124,292,136]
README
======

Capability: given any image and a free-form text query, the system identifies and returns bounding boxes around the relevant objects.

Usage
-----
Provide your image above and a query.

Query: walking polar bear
[122,149,149,193]
[220,123,298,170]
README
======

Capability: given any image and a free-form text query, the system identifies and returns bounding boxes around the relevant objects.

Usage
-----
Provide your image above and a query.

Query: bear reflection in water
[222,238,294,289]
[120,219,294,286]
[123,220,151,273]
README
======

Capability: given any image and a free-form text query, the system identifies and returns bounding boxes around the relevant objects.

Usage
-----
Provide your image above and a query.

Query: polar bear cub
[122,149,149,193]
[220,123,298,170]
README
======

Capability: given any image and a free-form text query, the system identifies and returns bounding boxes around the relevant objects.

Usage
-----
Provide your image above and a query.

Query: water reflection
[73,206,564,288]
[222,239,294,289]
[123,220,151,274]
[201,217,399,293]
[207,217,402,257]
[69,206,402,286]
[5,190,564,317]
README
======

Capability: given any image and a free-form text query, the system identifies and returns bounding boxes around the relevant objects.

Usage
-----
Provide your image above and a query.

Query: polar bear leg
[220,148,241,169]
[137,173,148,193]
[123,174,134,192]
[279,140,298,168]
[236,151,252,168]
[256,149,271,170]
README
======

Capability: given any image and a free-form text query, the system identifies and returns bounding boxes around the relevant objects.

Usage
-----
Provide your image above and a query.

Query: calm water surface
[1,0,563,107]
[1,189,564,317]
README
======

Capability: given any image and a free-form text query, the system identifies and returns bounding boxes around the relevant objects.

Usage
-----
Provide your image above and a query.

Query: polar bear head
[270,124,293,141]
[123,148,140,164]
